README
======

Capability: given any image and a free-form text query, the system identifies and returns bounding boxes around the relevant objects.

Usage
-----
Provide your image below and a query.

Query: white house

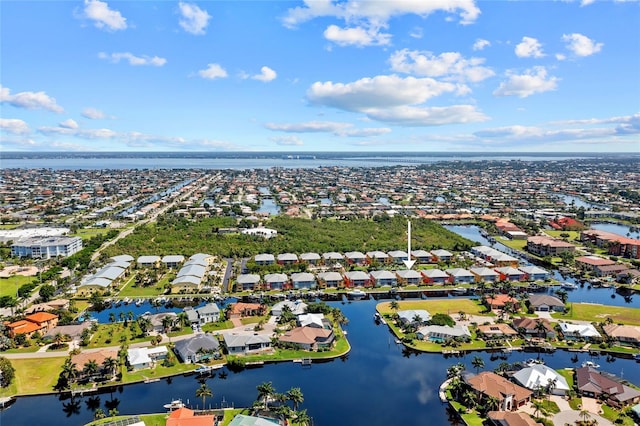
[127,346,168,370]
[512,364,570,395]
[559,322,602,340]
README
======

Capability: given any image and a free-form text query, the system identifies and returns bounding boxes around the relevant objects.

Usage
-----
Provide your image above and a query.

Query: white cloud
[0,85,64,113]
[270,135,304,146]
[562,33,603,57]
[282,0,481,28]
[178,2,211,35]
[389,49,494,83]
[198,63,228,80]
[82,107,107,119]
[98,52,167,66]
[323,24,391,47]
[365,105,488,126]
[252,66,277,82]
[556,53,567,61]
[265,120,391,136]
[39,126,118,139]
[580,0,596,6]
[515,36,545,58]
[472,38,490,51]
[409,27,423,39]
[0,118,30,134]
[59,119,79,129]
[493,66,558,98]
[83,0,127,31]
[307,74,458,111]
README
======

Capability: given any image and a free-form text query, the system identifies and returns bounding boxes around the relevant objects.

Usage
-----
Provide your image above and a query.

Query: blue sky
[1,0,639,152]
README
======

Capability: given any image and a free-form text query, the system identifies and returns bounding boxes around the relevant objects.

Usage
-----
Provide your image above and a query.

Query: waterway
[3,290,640,426]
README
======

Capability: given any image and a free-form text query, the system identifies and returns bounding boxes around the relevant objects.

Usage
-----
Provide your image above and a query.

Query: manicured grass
[600,404,635,426]
[240,316,268,325]
[140,413,170,426]
[538,399,560,414]
[116,274,167,298]
[85,324,154,349]
[72,228,111,239]
[498,238,528,251]
[220,409,251,426]
[201,320,234,332]
[121,361,197,383]
[553,303,640,325]
[568,397,581,410]
[0,275,35,298]
[167,326,193,338]
[3,357,66,395]
[377,299,489,316]
[558,368,574,388]
[546,230,581,242]
[237,333,350,363]
[1,345,40,354]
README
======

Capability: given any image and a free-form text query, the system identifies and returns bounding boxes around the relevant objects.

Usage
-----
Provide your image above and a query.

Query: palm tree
[257,381,275,409]
[485,395,500,412]
[286,387,304,412]
[195,383,213,409]
[137,317,152,335]
[102,356,118,379]
[93,408,106,420]
[389,300,399,314]
[579,409,591,423]
[545,378,557,399]
[162,316,175,334]
[109,312,116,324]
[458,311,467,321]
[295,409,311,426]
[462,389,477,411]
[83,359,99,382]
[532,399,545,418]
[534,319,548,339]
[53,332,64,348]
[471,355,485,374]
[61,358,78,387]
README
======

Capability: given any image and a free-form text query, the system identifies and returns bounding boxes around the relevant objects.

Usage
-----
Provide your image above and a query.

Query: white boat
[560,282,578,290]
[123,297,131,305]
[582,361,600,368]
[451,287,467,296]
[348,289,367,299]
[163,399,185,410]
[135,298,144,306]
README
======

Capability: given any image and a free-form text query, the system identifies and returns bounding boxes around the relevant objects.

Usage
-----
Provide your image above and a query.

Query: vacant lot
[377,299,487,316]
[553,303,640,325]
[7,357,66,395]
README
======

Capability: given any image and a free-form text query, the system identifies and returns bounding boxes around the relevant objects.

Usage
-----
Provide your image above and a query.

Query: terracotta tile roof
[279,326,333,345]
[26,312,58,323]
[467,371,532,403]
[71,349,118,371]
[488,411,542,426]
[166,407,215,426]
[7,320,42,335]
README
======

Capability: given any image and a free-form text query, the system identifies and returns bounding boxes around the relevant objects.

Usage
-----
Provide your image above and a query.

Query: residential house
[395,269,422,286]
[127,346,168,370]
[322,252,344,266]
[369,270,397,287]
[366,251,390,265]
[184,303,220,326]
[445,268,475,284]
[254,253,275,266]
[495,266,526,282]
[576,366,640,405]
[411,249,432,264]
[173,334,220,364]
[271,300,307,317]
[512,317,556,339]
[518,266,549,281]
[487,411,542,426]
[263,273,289,290]
[477,323,518,339]
[465,371,532,411]
[298,313,331,329]
[6,312,58,338]
[527,294,565,312]
[77,277,112,296]
[397,309,431,326]
[421,269,449,285]
[171,275,202,294]
[142,312,178,333]
[278,326,335,351]
[343,270,371,287]
[603,324,640,346]
[223,333,272,355]
[388,250,409,265]
[559,322,602,341]
[137,255,160,268]
[299,252,321,265]
[277,253,298,265]
[161,255,185,269]
[575,256,616,273]
[228,302,264,318]
[236,274,261,291]
[71,349,118,380]
[344,251,367,265]
[290,272,316,289]
[316,271,343,289]
[416,324,471,342]
[512,364,570,395]
[485,294,520,311]
[431,249,453,262]
[469,267,500,283]
[166,407,215,426]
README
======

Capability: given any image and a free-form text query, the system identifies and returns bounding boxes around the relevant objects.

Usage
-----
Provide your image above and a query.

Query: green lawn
[116,274,167,298]
[121,361,199,383]
[546,230,581,242]
[558,368,574,388]
[377,299,489,316]
[600,404,635,426]
[0,275,35,298]
[201,320,234,332]
[140,414,170,426]
[220,409,252,426]
[237,332,350,363]
[0,357,66,396]
[553,303,640,325]
[72,228,112,239]
[85,324,154,349]
[498,238,528,251]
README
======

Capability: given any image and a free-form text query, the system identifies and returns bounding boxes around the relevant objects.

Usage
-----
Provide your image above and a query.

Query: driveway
[553,410,613,426]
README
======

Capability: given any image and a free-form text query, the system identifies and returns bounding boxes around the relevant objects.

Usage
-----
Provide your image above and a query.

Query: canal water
[3,291,640,426]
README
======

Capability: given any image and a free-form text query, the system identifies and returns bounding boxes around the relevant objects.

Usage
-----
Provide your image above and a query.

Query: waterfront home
[236,274,261,291]
[322,251,344,266]
[228,414,282,426]
[184,303,220,325]
[471,246,520,268]
[518,265,549,281]
[278,326,335,351]
[24,298,69,314]
[431,249,453,262]
[511,317,556,339]
[189,253,216,266]
[316,271,343,289]
[487,411,542,426]
[602,324,640,346]
[388,250,409,264]
[494,266,526,282]
[366,250,390,265]
[445,268,475,284]
[254,253,275,266]
[576,366,640,406]
[477,323,518,339]
[161,255,185,269]
[575,255,616,273]
[222,333,272,355]
[369,270,397,287]
[485,294,520,311]
[277,253,298,265]
[263,273,289,290]
[171,275,201,294]
[464,371,532,411]
[127,346,168,370]
[397,309,431,326]
[95,265,127,282]
[345,251,367,265]
[298,313,331,329]
[581,229,640,259]
[44,322,92,342]
[558,322,602,341]
[344,270,371,287]
[416,324,471,342]
[299,252,321,265]
[77,277,112,296]
[166,407,215,426]
[526,236,576,257]
[595,264,631,277]
[526,294,565,312]
[6,312,59,338]
[512,364,570,395]
[137,255,161,268]
[173,334,220,364]
[411,249,432,264]
[421,268,449,285]
[290,272,316,289]
[228,302,265,318]
[143,312,178,333]
[395,269,422,286]
[271,300,307,317]
[469,267,499,283]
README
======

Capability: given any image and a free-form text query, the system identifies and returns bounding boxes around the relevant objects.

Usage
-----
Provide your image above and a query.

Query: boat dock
[439,379,452,403]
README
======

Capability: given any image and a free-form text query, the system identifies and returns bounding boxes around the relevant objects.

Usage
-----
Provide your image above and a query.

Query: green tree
[0,357,16,388]
[286,387,304,412]
[257,381,275,409]
[83,360,99,382]
[471,355,485,374]
[38,284,56,302]
[195,383,213,409]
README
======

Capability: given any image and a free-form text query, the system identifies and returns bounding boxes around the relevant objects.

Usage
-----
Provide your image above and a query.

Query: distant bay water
[1,151,631,170]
